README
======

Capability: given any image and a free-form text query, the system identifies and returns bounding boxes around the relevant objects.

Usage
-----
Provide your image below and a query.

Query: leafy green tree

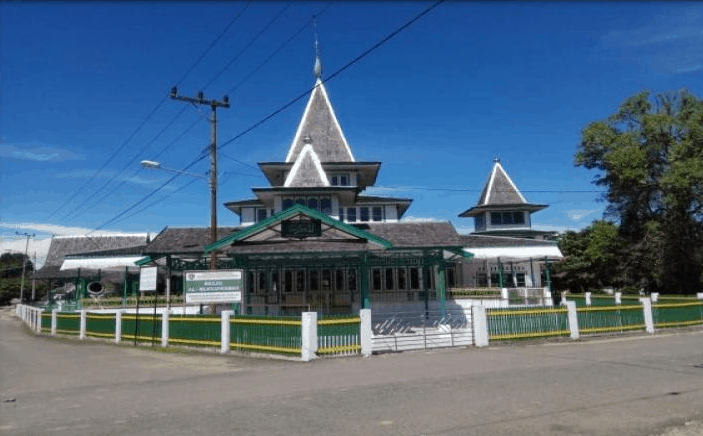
[576,90,703,293]
[553,220,620,292]
[0,252,45,305]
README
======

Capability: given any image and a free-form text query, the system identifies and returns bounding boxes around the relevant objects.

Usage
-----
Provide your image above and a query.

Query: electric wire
[216,0,446,153]
[84,0,447,234]
[201,2,291,92]
[46,3,251,222]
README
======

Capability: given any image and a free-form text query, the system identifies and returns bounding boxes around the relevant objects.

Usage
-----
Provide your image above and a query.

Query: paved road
[2,309,703,436]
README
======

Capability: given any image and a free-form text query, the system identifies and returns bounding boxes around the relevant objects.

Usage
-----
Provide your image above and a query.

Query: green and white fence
[17,305,373,361]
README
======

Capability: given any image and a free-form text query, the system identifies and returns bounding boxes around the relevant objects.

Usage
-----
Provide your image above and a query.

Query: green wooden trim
[205,204,393,252]
[135,255,153,266]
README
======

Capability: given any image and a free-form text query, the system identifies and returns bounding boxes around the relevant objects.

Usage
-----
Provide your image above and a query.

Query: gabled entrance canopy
[205,204,393,253]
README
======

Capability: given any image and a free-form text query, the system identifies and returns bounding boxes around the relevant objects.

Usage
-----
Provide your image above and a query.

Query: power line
[47,4,251,222]
[84,1,445,233]
[202,2,292,92]
[369,185,608,194]
[217,0,446,153]
[61,105,192,222]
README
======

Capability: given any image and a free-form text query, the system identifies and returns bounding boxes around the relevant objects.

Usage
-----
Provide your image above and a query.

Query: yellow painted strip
[86,315,116,320]
[169,338,220,347]
[230,318,301,326]
[57,314,80,319]
[55,329,80,335]
[491,330,570,340]
[488,308,567,316]
[41,313,51,318]
[580,324,645,334]
[41,327,51,332]
[171,317,220,324]
[317,344,361,354]
[653,302,703,309]
[122,316,160,321]
[86,332,116,338]
[318,318,360,326]
[654,320,703,328]
[577,305,643,312]
[120,334,159,342]
[230,342,301,354]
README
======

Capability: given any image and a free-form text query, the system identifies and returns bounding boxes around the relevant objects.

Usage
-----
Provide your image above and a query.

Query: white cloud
[55,170,179,190]
[0,143,83,162]
[676,64,703,73]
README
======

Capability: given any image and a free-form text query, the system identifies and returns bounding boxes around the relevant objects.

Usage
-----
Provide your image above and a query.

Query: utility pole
[169,88,230,271]
[32,252,36,301]
[16,232,35,303]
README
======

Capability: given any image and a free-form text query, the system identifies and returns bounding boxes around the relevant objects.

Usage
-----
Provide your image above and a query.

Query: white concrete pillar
[697,292,703,299]
[565,301,579,340]
[500,288,508,301]
[51,309,58,335]
[640,297,654,334]
[301,312,318,362]
[472,305,489,347]
[585,292,592,306]
[37,309,44,333]
[359,309,372,357]
[651,292,659,303]
[220,310,233,354]
[561,291,569,305]
[615,292,622,305]
[79,310,87,340]
[115,311,122,343]
[161,310,170,348]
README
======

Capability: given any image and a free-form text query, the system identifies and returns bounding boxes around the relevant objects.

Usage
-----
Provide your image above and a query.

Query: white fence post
[472,305,489,347]
[651,292,659,303]
[359,309,372,357]
[565,301,579,340]
[161,310,170,348]
[500,288,509,301]
[79,310,87,340]
[220,310,233,354]
[640,297,654,334]
[115,311,122,343]
[37,309,44,333]
[543,287,553,306]
[52,309,58,335]
[615,292,622,305]
[697,292,703,299]
[585,292,592,306]
[301,312,318,362]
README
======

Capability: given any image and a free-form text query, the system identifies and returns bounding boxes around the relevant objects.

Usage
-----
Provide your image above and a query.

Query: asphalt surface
[2,307,703,436]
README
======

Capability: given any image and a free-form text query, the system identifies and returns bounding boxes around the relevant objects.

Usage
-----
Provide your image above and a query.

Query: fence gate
[371,308,473,353]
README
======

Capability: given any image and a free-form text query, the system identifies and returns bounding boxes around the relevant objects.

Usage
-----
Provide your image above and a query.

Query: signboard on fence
[184,270,243,304]
[139,267,158,292]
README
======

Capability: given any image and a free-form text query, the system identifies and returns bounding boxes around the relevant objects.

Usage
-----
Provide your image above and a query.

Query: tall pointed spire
[313,15,322,79]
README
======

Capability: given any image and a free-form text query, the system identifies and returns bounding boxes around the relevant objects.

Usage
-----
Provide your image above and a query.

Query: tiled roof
[286,80,354,163]
[363,221,464,248]
[143,227,241,254]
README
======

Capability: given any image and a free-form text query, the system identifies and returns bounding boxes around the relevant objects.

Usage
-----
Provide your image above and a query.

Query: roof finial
[493,156,501,164]
[313,15,322,79]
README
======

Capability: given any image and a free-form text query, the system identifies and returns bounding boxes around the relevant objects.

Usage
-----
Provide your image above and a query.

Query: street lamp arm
[141,160,208,180]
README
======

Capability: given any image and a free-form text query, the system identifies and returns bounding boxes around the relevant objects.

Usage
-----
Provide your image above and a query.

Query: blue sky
[2,1,703,267]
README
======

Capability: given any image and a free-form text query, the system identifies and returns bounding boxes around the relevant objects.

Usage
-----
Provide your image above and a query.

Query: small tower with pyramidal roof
[225,24,412,226]
[458,158,549,239]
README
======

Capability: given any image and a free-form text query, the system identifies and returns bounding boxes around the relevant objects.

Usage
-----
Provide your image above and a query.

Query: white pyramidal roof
[479,161,528,206]
[284,144,331,187]
[285,78,355,163]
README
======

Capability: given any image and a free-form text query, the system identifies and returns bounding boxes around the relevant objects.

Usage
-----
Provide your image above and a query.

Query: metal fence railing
[230,315,302,356]
[653,302,703,328]
[577,305,646,334]
[317,315,361,356]
[486,306,569,340]
[371,309,473,352]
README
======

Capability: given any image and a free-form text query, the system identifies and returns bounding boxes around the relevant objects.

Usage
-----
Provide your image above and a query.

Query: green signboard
[184,270,243,304]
